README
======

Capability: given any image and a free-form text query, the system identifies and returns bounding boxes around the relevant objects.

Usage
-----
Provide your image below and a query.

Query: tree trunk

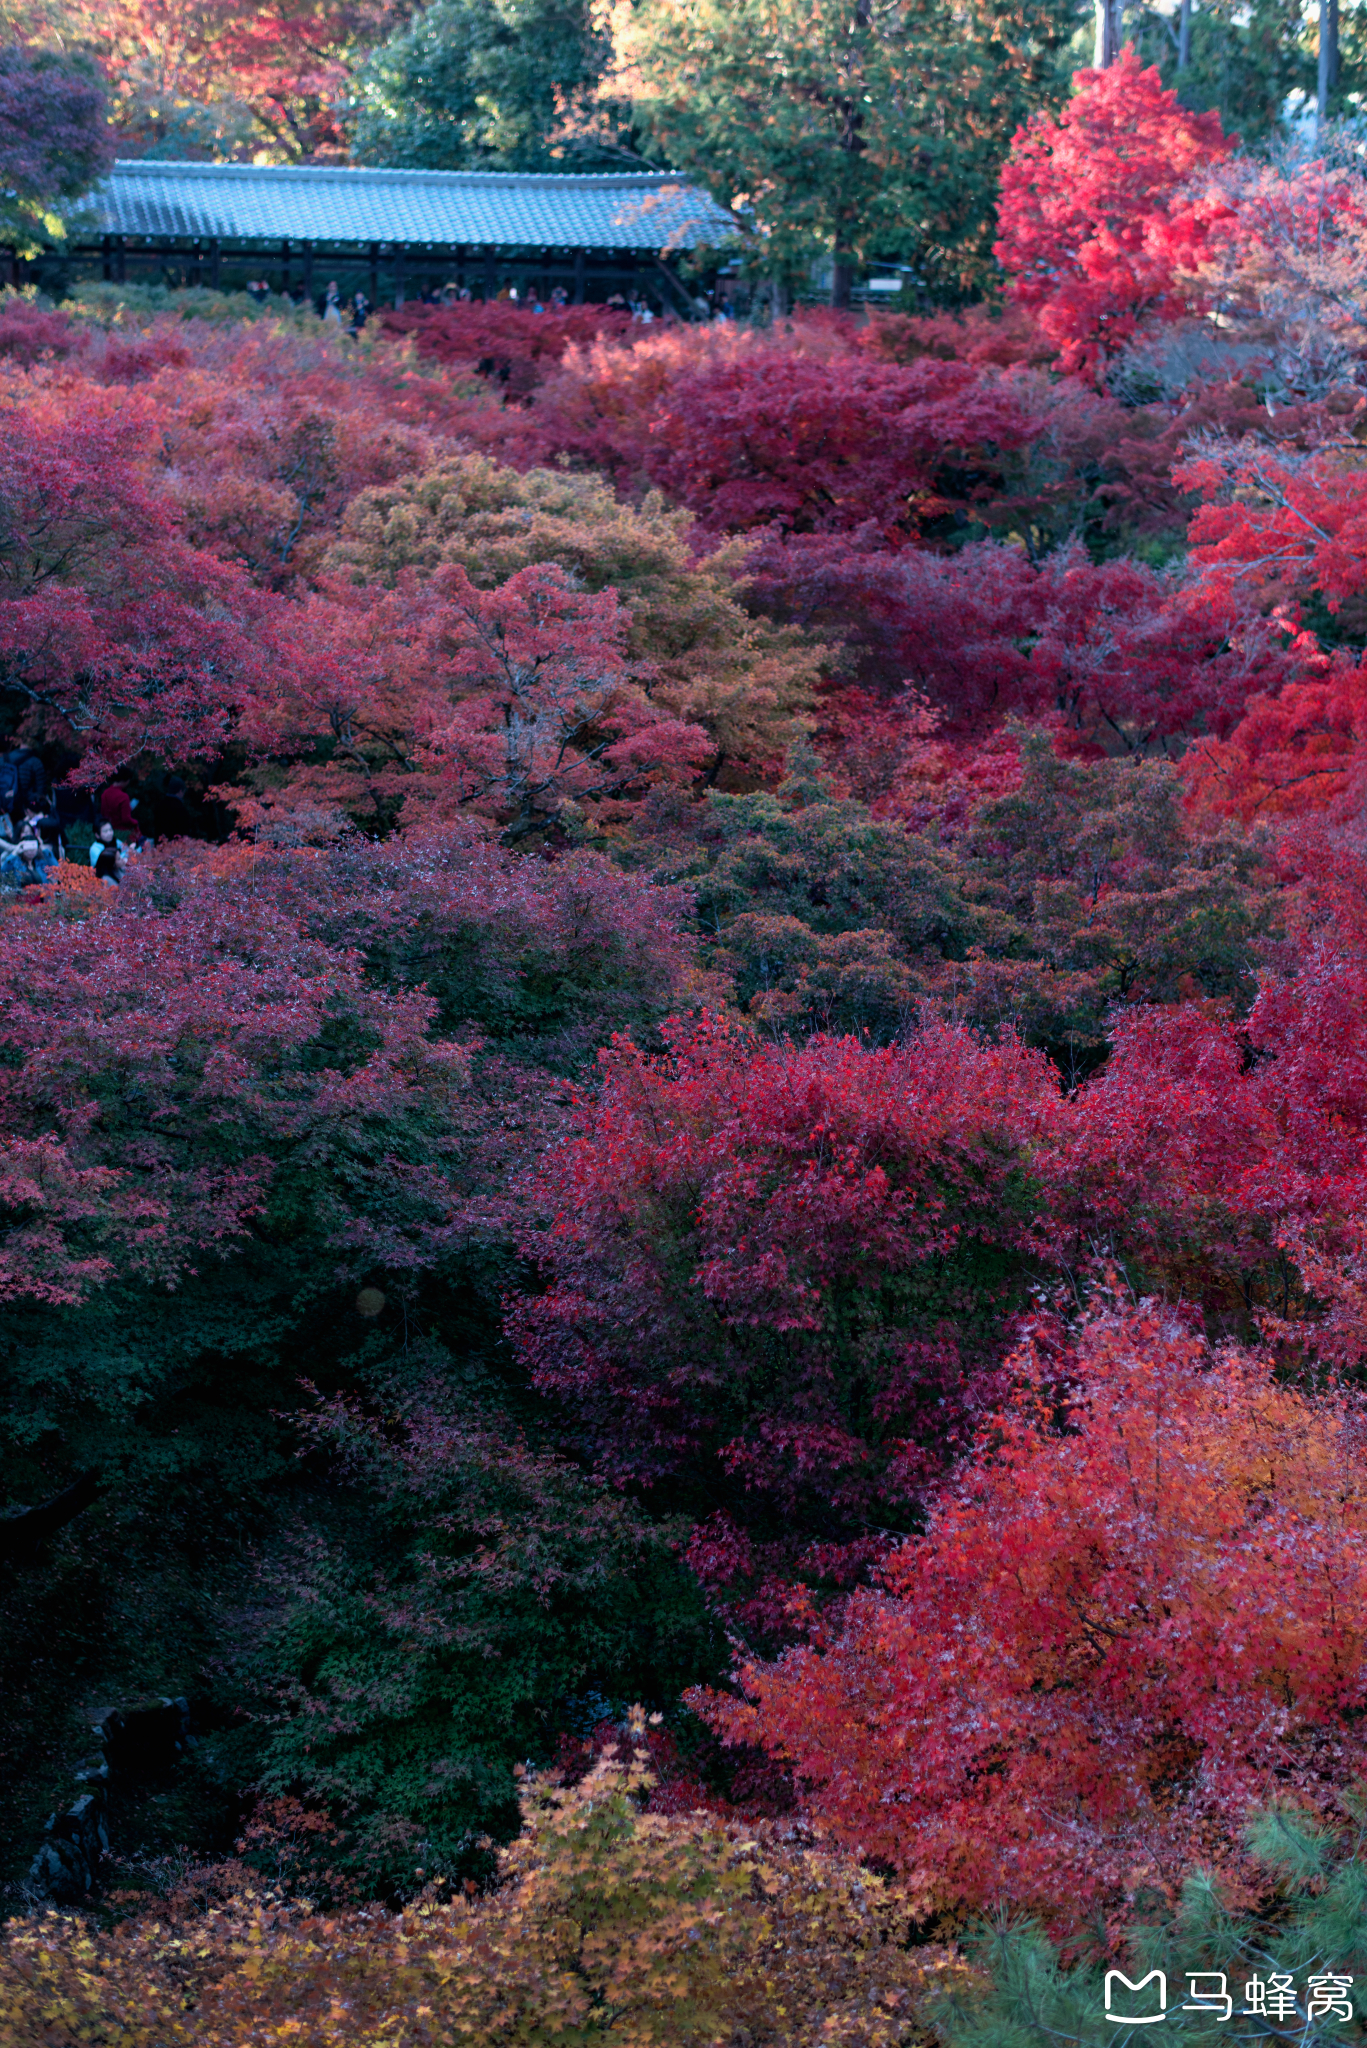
[1318,0,1337,129]
[1329,0,1340,90]
[1177,0,1192,69]
[1094,0,1123,66]
[831,0,871,313]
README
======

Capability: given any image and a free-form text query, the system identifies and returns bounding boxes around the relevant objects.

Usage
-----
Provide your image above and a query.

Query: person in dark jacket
[9,746,46,807]
[0,742,46,824]
[149,774,201,841]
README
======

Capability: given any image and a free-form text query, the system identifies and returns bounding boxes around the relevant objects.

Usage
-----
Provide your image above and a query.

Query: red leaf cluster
[996,46,1230,377]
[511,1013,1068,1611]
[382,299,635,401]
[644,352,1046,541]
[698,1302,1367,1928]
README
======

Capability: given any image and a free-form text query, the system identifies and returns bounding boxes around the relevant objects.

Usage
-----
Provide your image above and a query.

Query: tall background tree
[349,0,625,167]
[1,0,403,160]
[1121,0,1312,142]
[620,0,1079,304]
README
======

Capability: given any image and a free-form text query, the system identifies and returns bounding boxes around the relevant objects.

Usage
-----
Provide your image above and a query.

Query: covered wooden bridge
[53,160,738,312]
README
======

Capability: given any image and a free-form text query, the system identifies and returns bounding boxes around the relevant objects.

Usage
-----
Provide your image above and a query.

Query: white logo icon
[1105,1970,1168,2024]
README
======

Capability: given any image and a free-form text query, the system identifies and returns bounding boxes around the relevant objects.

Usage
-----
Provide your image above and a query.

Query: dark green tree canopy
[350,0,626,169]
[623,0,1078,300]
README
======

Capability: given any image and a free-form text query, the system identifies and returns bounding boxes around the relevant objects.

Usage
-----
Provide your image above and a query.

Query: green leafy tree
[0,834,698,1886]
[639,736,1278,1061]
[948,730,1278,1069]
[623,0,1077,302]
[227,1402,723,1891]
[1125,0,1309,145]
[350,0,624,169]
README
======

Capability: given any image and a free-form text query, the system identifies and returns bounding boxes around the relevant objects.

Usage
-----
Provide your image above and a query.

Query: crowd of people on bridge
[238,272,679,325]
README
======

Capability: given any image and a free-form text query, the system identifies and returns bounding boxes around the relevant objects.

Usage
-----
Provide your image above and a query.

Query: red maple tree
[995,47,1230,377]
[698,1301,1367,1927]
[0,370,266,774]
[510,1013,1068,1622]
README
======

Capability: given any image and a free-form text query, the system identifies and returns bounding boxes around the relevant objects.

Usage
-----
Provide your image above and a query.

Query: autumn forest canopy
[8,8,1367,2044]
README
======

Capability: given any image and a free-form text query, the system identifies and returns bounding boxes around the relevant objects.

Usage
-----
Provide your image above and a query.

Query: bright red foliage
[996,47,1230,377]
[1178,439,1367,619]
[1063,900,1367,1334]
[197,0,393,158]
[1182,649,1367,821]
[699,1302,1367,1927]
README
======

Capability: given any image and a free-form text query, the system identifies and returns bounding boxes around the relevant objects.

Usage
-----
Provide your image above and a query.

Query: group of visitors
[320,281,373,335]
[500,284,573,313]
[321,277,667,321]
[241,277,372,335]
[0,745,59,889]
[240,266,687,326]
[0,751,208,891]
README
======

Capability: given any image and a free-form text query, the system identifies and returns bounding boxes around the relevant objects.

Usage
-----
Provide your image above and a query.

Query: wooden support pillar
[280,237,292,297]
[191,238,203,286]
[101,234,113,282]
[115,236,127,283]
[301,239,314,308]
[394,241,406,306]
[484,246,496,300]
[209,238,221,289]
[573,248,586,304]
[368,240,380,306]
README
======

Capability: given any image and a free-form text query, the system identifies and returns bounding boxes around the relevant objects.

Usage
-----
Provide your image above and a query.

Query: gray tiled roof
[84,160,738,251]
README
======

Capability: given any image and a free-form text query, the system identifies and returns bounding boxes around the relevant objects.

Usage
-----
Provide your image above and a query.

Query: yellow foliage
[326,454,828,785]
[0,1731,963,2046]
